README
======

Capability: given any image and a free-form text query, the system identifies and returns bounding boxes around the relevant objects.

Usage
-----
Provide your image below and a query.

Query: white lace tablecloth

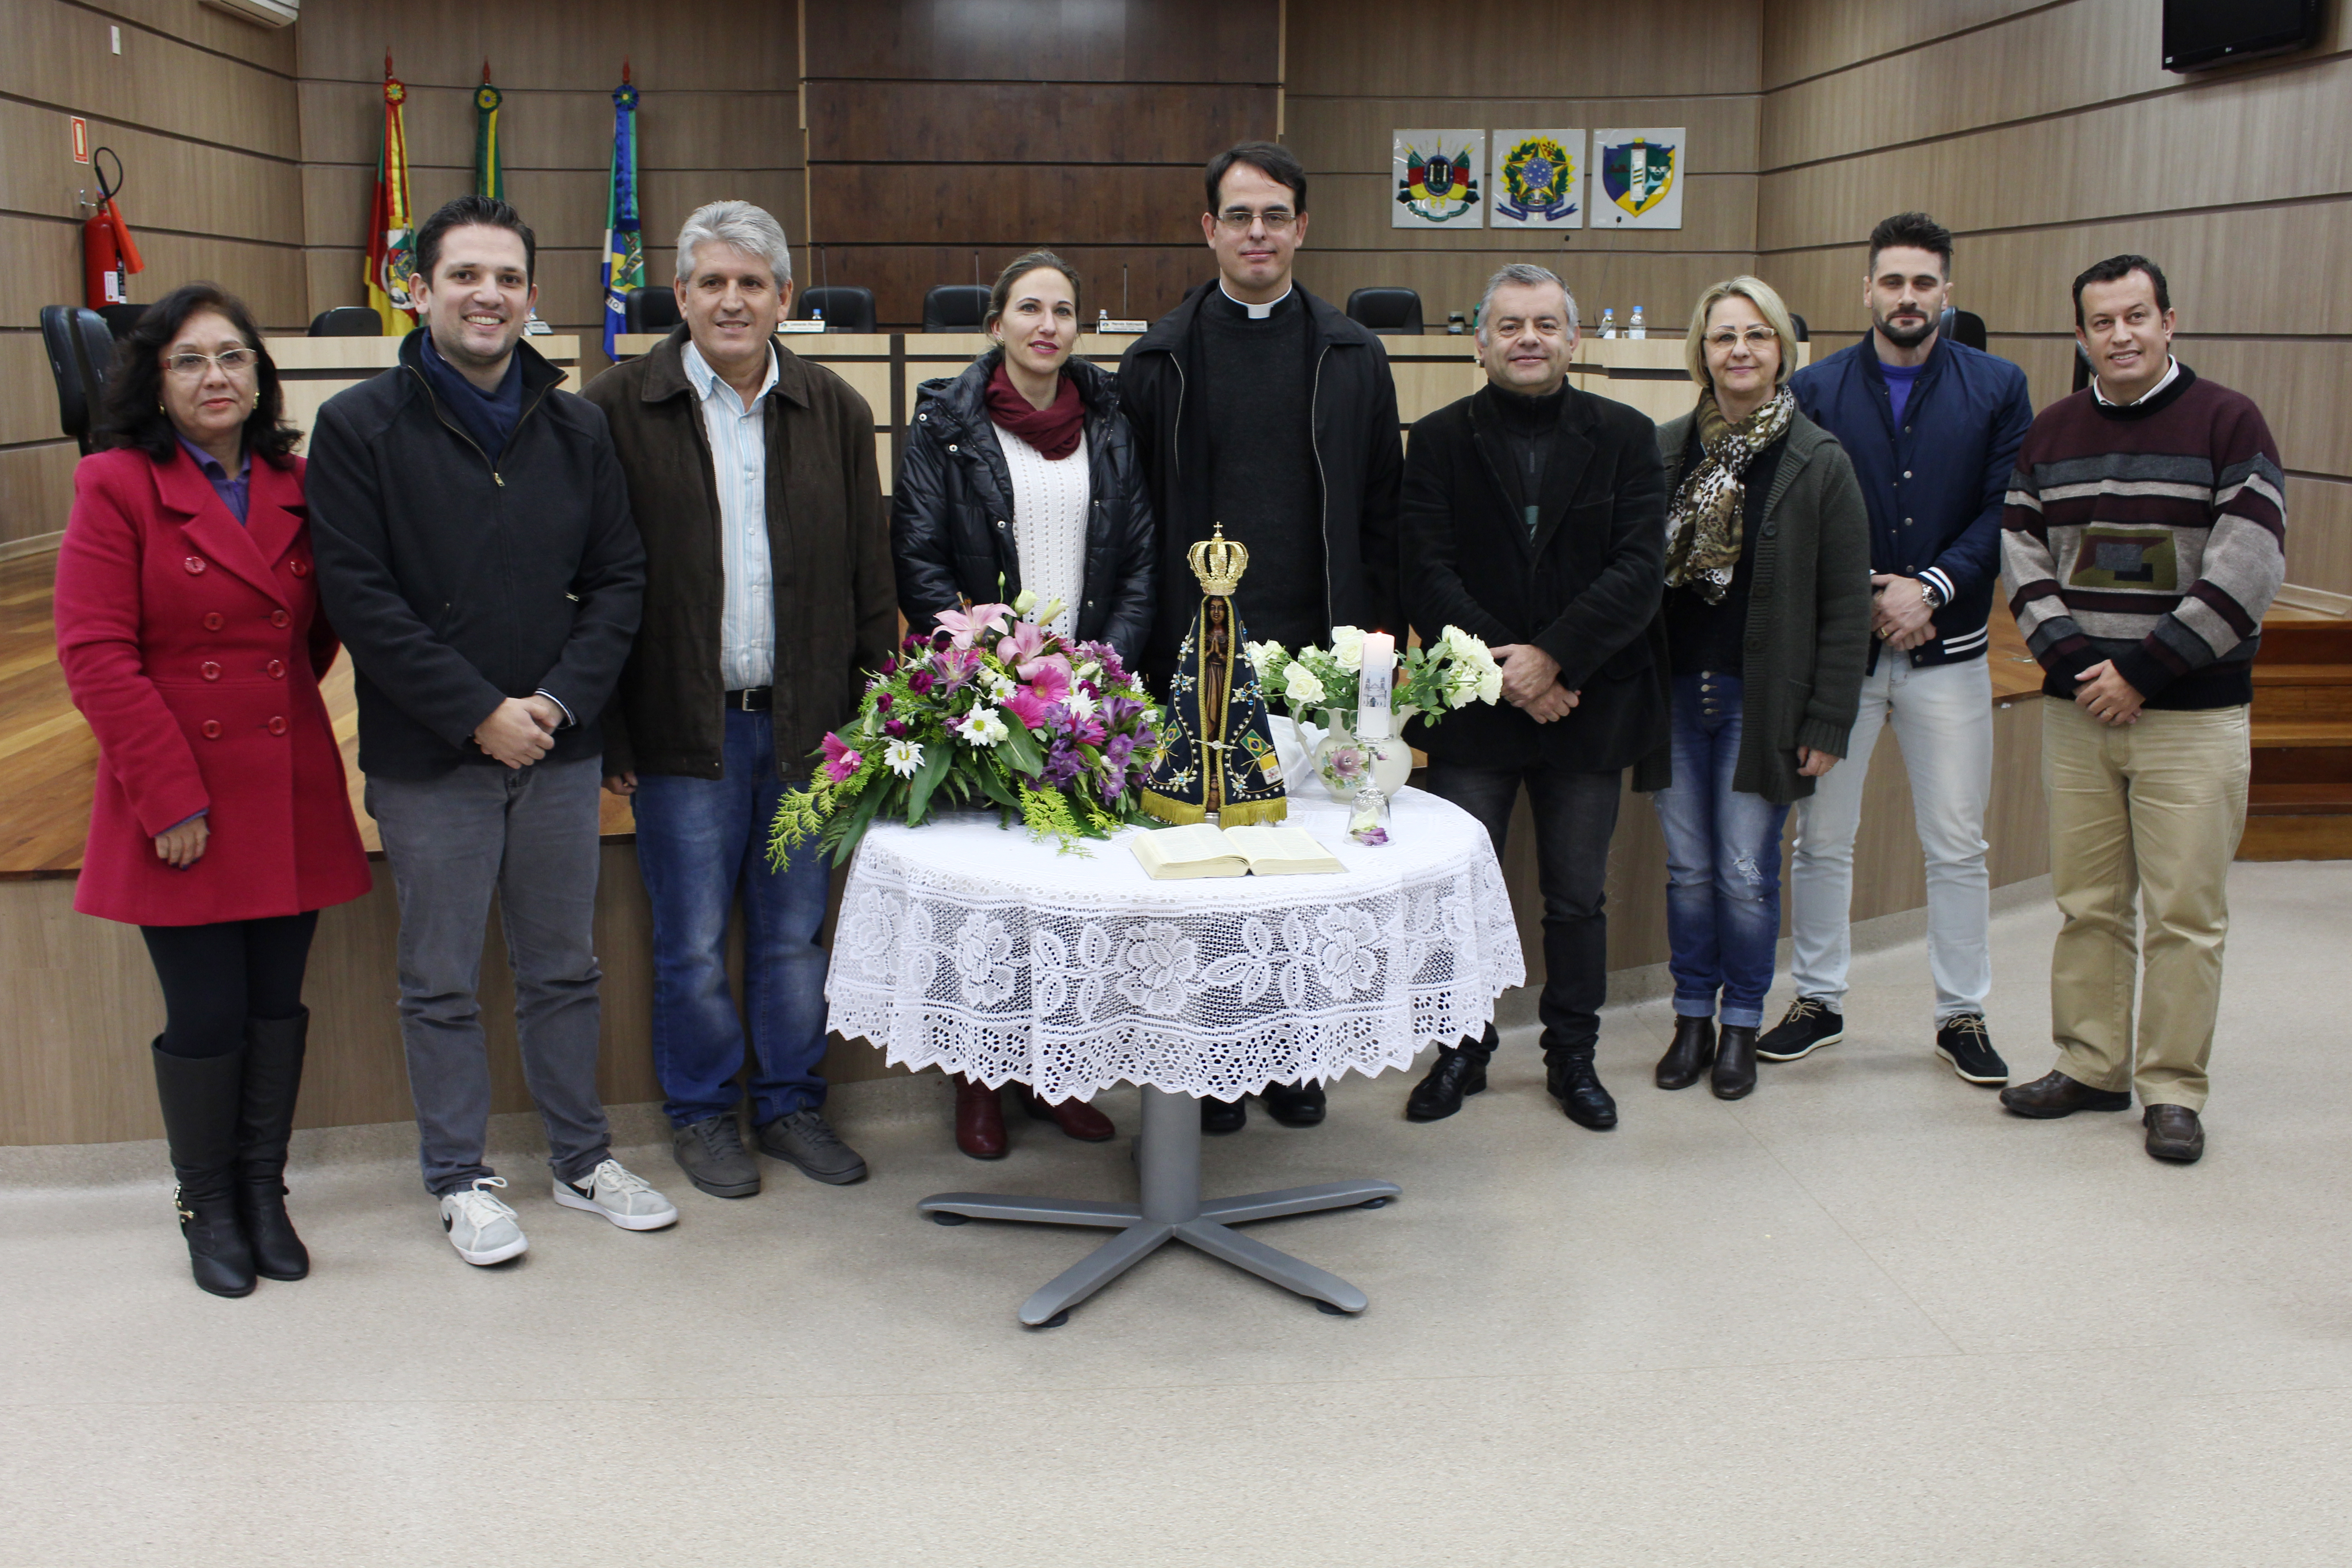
[827,787,1524,1102]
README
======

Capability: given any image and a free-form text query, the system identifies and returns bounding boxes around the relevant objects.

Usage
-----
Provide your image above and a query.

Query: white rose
[1329,625,1366,671]
[1446,662,1483,709]
[1284,662,1328,706]
[1245,640,1286,681]
[1476,665,1503,705]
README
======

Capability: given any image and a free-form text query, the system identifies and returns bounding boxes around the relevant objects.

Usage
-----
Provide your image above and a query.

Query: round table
[828,787,1524,1324]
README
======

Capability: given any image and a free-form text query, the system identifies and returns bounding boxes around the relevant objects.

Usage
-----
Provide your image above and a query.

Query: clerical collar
[1215,282,1294,321]
[2092,355,2180,408]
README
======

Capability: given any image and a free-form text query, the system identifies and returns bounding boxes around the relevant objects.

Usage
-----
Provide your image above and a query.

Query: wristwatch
[1917,578,1946,610]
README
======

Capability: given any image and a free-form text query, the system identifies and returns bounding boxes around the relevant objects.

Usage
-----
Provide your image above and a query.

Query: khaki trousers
[2041,698,2249,1111]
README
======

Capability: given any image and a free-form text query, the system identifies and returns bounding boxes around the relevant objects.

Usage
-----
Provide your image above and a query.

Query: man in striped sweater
[1996,255,2286,1165]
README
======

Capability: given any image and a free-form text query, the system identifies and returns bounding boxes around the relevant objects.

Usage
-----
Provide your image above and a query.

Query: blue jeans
[1651,673,1790,1030]
[632,708,832,1128]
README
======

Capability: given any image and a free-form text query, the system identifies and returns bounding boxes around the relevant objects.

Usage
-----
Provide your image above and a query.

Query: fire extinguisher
[83,147,145,309]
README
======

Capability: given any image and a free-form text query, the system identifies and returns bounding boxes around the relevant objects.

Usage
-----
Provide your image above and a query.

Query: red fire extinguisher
[83,147,146,309]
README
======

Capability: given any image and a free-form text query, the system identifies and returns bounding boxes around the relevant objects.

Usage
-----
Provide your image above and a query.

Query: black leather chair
[922,285,990,334]
[2073,341,2095,393]
[1788,313,1810,343]
[40,305,121,456]
[624,285,682,336]
[97,303,148,341]
[1940,306,1988,351]
[797,286,877,334]
[1346,287,1423,336]
[309,305,381,337]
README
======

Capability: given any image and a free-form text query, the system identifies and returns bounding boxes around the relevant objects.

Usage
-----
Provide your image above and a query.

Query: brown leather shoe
[1023,1086,1115,1142]
[2144,1104,2205,1164]
[1655,1015,1715,1091]
[954,1076,1007,1159]
[1712,1024,1758,1100]
[1999,1069,2132,1118]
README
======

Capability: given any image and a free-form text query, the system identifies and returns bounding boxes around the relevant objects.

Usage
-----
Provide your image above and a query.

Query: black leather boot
[152,1041,257,1298]
[1654,1015,1716,1091]
[1547,1057,1619,1129]
[1712,1024,1759,1100]
[1262,1081,1327,1127]
[1406,1043,1489,1122]
[237,1011,310,1281]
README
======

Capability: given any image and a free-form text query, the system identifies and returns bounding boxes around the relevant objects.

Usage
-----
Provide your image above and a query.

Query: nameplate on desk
[779,321,829,334]
[1093,320,1149,334]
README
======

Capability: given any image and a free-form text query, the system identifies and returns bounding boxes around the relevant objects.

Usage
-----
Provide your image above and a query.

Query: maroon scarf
[984,363,1084,460]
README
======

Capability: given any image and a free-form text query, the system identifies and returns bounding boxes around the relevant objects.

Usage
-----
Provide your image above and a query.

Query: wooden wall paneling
[1763,0,2050,88]
[1291,253,1765,344]
[2284,477,2352,599]
[798,245,1216,332]
[0,445,81,554]
[1284,95,1760,177]
[804,0,1277,83]
[812,166,1207,248]
[808,81,1274,165]
[0,216,86,335]
[83,0,300,71]
[295,0,797,93]
[1285,0,1763,98]
[1755,55,2352,253]
[0,102,301,248]
[3,0,300,161]
[0,337,86,449]
[1761,196,2352,342]
[2165,338,2352,479]
[297,81,806,174]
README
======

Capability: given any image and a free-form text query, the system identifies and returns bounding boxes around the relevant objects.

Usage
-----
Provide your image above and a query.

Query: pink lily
[936,603,1014,651]
[819,732,862,784]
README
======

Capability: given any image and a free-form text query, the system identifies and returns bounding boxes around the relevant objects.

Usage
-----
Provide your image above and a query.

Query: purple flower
[1102,732,1137,772]
[1040,739,1083,788]
[1102,694,1142,728]
[909,670,936,696]
[883,718,909,738]
[882,655,900,676]
[876,691,894,712]
[1351,824,1390,847]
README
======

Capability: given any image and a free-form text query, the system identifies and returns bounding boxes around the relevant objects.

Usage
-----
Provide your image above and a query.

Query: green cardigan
[1657,405,1872,805]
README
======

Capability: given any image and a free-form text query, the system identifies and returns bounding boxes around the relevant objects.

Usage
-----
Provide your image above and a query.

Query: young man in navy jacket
[1769,212,2034,1086]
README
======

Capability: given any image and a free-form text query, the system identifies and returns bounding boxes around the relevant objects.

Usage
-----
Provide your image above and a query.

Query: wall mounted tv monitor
[2163,0,2324,71]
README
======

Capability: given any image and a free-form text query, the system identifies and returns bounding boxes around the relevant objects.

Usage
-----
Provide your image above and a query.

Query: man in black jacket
[310,196,668,1267]
[1400,265,1670,1131]
[1119,141,1403,1135]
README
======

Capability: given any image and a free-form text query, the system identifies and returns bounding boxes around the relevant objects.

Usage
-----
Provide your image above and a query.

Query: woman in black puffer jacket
[892,250,1156,674]
[890,250,1156,1160]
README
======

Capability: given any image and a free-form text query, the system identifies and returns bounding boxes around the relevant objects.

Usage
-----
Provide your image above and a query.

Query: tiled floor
[3,862,2347,1567]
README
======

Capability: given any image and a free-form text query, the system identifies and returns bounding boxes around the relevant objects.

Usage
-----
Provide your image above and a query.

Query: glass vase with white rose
[1245,625,1505,804]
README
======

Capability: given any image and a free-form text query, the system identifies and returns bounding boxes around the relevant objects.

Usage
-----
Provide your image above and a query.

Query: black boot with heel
[237,1011,311,1281]
[151,1041,257,1298]
[1654,1015,1716,1091]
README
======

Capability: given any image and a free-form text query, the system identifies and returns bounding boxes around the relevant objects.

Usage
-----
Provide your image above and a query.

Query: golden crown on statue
[1187,523,1250,595]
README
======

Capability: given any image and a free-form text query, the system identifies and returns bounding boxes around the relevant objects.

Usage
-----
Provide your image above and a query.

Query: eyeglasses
[164,348,258,378]
[1215,207,1298,234]
[1704,327,1779,352]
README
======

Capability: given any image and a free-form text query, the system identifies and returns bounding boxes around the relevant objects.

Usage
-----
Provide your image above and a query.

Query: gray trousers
[367,756,612,1196]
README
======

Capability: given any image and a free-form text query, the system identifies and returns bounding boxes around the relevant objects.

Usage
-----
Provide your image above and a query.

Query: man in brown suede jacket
[584,200,895,1200]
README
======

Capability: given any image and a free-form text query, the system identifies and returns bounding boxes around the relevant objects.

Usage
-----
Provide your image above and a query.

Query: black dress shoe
[1406,1050,1486,1122]
[1655,1015,1715,1090]
[1548,1061,1618,1129]
[1712,1024,1758,1100]
[2144,1104,2205,1163]
[1999,1069,2132,1118]
[1262,1081,1327,1127]
[1201,1096,1247,1135]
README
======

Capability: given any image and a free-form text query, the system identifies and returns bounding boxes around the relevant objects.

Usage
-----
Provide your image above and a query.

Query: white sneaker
[440,1176,528,1265]
[553,1159,679,1232]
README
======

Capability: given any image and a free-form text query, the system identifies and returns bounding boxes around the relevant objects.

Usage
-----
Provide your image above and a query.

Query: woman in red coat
[56,283,372,1297]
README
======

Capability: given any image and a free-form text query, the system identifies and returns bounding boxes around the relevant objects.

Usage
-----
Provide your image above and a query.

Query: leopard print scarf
[1663,386,1794,603]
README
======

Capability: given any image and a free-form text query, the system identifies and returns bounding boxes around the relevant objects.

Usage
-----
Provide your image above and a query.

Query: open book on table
[1129,822,1346,880]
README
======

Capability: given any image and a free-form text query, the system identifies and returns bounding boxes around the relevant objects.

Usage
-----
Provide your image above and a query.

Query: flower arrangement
[1245,624,1504,725]
[766,594,1165,869]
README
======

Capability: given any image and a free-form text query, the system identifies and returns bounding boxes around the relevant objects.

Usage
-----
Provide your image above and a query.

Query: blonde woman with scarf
[1648,277,1871,1101]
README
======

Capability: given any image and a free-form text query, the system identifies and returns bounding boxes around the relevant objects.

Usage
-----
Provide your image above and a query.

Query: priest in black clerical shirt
[1119,140,1404,1134]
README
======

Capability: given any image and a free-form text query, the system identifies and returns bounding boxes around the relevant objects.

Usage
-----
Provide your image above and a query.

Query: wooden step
[2258,621,2352,665]
[2251,666,2352,722]
[2238,813,2352,861]
[2253,746,2352,785]
[2247,782,2352,816]
[2250,719,2352,749]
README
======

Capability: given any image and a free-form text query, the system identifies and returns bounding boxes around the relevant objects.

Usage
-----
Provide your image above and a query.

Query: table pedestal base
[918,1085,1401,1325]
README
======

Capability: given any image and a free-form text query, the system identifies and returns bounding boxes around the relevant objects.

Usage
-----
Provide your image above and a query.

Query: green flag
[474,63,503,200]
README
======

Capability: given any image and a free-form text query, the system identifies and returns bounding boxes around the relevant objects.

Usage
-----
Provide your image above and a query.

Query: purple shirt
[176,434,250,524]
[1880,359,1924,426]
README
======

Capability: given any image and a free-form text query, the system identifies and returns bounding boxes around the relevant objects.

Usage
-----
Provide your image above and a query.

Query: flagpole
[601,60,644,362]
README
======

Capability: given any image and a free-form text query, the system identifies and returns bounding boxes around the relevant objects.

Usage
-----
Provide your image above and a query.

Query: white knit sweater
[995,424,1090,640]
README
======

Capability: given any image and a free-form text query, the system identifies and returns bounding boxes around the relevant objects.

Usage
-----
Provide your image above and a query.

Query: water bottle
[1098,309,1112,333]
[1599,307,1617,340]
[1629,305,1646,340]
[812,308,825,331]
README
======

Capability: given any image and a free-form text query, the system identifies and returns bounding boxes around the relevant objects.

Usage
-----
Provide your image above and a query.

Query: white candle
[1357,631,1396,738]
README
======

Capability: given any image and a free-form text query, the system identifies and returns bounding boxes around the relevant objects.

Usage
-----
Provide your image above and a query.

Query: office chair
[797,286,877,334]
[2073,342,2095,393]
[922,285,990,333]
[624,286,682,336]
[1788,313,1810,343]
[97,303,148,341]
[1939,306,1988,351]
[1345,287,1424,336]
[40,304,121,456]
[308,306,382,337]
